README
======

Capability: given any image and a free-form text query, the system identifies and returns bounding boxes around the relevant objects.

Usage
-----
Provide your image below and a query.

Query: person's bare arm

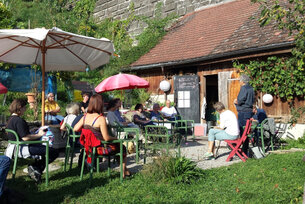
[22,129,45,141]
[60,121,66,130]
[122,121,130,126]
[52,104,61,113]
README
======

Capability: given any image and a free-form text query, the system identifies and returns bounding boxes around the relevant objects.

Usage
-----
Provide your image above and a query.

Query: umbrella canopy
[95,73,149,93]
[0,82,8,94]
[0,27,114,125]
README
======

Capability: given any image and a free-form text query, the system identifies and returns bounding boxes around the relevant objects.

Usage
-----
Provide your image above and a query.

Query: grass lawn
[6,151,305,203]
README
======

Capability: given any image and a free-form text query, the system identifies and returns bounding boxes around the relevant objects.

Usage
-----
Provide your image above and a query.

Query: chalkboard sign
[174,75,200,123]
[176,77,197,89]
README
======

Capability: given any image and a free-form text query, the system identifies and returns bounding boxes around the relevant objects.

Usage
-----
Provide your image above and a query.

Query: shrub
[141,155,204,184]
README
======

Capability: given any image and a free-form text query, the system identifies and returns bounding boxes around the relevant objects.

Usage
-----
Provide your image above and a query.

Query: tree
[0,1,14,28]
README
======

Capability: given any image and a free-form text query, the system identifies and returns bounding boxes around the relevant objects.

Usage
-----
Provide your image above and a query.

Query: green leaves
[236,1,305,123]
[142,156,204,184]
[0,2,14,28]
[234,56,304,101]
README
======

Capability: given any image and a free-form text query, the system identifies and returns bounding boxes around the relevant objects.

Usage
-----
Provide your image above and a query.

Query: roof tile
[131,0,291,67]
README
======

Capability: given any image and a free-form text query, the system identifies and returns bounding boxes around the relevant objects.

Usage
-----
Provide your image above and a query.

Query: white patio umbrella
[0,27,114,125]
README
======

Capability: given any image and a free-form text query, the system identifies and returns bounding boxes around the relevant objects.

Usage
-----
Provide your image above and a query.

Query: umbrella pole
[121,90,123,109]
[2,93,6,106]
[41,41,46,126]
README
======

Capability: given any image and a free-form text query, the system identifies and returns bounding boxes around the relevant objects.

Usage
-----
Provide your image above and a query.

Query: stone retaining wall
[93,0,233,35]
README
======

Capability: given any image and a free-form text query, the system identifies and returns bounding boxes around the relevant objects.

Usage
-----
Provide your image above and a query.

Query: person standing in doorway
[234,74,255,155]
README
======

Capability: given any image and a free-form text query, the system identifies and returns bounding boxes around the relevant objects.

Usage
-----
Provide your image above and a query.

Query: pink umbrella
[0,82,8,94]
[95,73,149,93]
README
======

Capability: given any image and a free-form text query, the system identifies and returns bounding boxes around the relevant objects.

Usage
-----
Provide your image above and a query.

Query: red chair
[224,119,252,162]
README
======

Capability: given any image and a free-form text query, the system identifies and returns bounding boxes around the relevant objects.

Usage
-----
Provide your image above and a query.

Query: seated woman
[133,104,154,128]
[73,94,131,178]
[150,103,164,121]
[107,98,138,128]
[204,102,239,159]
[45,92,64,124]
[5,99,59,183]
[60,102,80,131]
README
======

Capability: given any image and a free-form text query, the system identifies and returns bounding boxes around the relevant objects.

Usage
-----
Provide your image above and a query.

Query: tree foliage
[0,0,176,104]
[0,1,14,28]
[234,0,305,102]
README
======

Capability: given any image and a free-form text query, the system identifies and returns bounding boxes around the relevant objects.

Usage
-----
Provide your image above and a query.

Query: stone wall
[93,0,232,35]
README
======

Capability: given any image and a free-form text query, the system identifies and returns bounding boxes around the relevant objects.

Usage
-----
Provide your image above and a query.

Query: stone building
[93,0,232,35]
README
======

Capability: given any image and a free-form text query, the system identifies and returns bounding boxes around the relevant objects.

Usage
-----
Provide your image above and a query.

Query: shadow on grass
[6,165,122,204]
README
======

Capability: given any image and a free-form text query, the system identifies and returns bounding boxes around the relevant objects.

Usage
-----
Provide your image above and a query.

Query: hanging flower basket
[25,92,36,103]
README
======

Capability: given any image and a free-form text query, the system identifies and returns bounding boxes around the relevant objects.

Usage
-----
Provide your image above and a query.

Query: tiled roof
[131,0,292,68]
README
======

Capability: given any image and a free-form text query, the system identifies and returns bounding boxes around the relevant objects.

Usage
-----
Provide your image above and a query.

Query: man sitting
[252,105,267,146]
[161,100,177,121]
[252,105,267,124]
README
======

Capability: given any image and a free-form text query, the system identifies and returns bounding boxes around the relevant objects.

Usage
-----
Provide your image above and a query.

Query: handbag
[250,146,265,159]
[41,128,54,147]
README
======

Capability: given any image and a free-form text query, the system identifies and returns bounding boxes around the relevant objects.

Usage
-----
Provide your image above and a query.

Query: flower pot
[25,93,36,103]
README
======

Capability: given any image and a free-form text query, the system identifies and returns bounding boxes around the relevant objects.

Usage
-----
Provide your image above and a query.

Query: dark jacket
[235,84,255,112]
[253,109,267,124]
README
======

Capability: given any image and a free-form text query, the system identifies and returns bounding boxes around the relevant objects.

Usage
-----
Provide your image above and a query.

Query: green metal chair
[5,129,49,186]
[110,122,140,163]
[144,125,181,164]
[80,139,124,183]
[174,119,195,141]
[64,123,81,171]
[258,118,277,154]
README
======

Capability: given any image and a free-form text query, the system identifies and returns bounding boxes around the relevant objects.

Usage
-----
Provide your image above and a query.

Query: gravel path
[180,136,242,170]
[50,136,243,173]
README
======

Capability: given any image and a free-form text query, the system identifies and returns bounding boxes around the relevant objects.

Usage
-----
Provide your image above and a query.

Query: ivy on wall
[234,0,305,123]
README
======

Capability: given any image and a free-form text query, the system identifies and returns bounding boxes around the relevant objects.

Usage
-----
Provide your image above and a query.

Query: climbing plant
[234,0,305,122]
[77,2,177,101]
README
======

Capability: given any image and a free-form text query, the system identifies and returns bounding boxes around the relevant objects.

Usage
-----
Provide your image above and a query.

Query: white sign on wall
[178,91,190,108]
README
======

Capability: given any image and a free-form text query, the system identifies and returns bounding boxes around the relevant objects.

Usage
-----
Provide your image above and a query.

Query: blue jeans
[208,129,238,141]
[0,156,10,197]
[45,114,64,125]
[28,144,59,173]
[238,111,253,153]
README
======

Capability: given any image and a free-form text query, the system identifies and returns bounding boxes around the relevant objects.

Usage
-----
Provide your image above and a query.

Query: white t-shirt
[63,114,77,126]
[219,110,239,136]
[161,106,177,117]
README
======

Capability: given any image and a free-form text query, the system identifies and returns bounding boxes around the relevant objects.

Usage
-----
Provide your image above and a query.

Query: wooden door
[228,71,240,116]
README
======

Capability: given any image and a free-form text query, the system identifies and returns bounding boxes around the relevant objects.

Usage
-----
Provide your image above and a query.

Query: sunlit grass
[6,151,305,203]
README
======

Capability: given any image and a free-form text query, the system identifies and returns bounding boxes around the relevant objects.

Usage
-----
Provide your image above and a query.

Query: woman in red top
[74,94,130,178]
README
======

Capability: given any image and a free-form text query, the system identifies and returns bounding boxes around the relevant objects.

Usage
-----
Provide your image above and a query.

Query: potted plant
[25,92,36,103]
[25,68,40,120]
